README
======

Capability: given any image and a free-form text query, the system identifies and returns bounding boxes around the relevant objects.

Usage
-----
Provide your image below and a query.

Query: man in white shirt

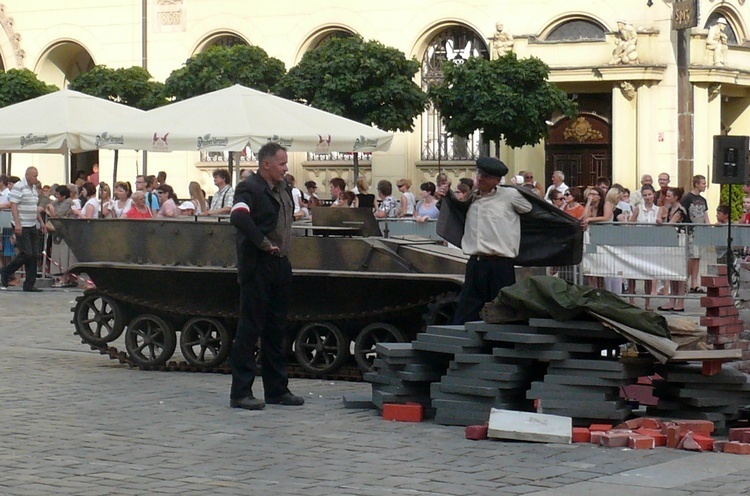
[206,169,234,216]
[544,170,568,202]
[437,157,532,324]
[1,167,46,291]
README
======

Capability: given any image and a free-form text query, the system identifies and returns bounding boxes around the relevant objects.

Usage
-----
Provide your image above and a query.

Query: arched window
[546,19,606,42]
[705,13,739,45]
[421,26,489,161]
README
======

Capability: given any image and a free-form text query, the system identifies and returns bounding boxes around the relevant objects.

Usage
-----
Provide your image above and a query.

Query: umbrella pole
[227,152,234,179]
[7,153,11,176]
[112,150,119,185]
[353,152,359,185]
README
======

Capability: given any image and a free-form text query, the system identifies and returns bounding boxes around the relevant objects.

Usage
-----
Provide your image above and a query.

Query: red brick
[691,433,715,451]
[465,424,488,440]
[600,432,631,447]
[706,305,740,317]
[641,418,665,430]
[701,296,735,308]
[701,316,742,327]
[589,424,614,432]
[590,431,605,444]
[724,441,750,455]
[702,360,723,376]
[707,324,744,335]
[666,425,680,448]
[677,432,705,451]
[707,264,728,276]
[673,420,715,434]
[707,286,732,297]
[572,427,591,443]
[614,419,643,430]
[382,403,423,422]
[728,427,750,442]
[701,276,730,288]
[714,440,727,452]
[635,428,667,446]
[628,434,655,450]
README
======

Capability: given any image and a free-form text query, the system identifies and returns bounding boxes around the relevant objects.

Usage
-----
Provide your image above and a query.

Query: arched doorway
[545,113,611,188]
[36,41,94,88]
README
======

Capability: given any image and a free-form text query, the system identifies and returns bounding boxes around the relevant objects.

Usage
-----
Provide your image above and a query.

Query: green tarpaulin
[483,275,671,340]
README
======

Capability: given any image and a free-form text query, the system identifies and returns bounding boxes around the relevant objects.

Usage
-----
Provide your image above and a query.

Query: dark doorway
[545,113,611,189]
[70,150,99,183]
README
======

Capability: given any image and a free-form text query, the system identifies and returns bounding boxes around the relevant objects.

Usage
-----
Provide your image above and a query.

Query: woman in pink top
[156,184,178,218]
[125,191,153,219]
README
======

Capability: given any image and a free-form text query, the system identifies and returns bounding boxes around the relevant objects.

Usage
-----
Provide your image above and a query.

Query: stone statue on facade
[609,20,639,65]
[491,22,514,59]
[706,17,729,66]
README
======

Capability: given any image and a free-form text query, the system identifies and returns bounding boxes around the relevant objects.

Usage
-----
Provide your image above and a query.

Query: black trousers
[2,227,39,290]
[453,255,515,325]
[230,253,293,400]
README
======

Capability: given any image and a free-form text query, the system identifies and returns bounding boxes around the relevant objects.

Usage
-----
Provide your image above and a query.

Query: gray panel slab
[372,382,430,395]
[543,374,626,387]
[412,340,481,355]
[415,333,484,347]
[549,358,635,371]
[465,322,540,334]
[492,347,569,361]
[395,370,444,382]
[434,411,491,426]
[440,375,525,389]
[374,342,415,356]
[438,382,503,397]
[528,318,605,331]
[342,394,376,409]
[655,364,748,385]
[431,399,496,414]
[449,359,527,373]
[422,325,483,344]
[483,330,559,344]
[545,367,646,380]
[526,384,619,401]
[542,404,631,420]
[430,383,500,403]
[362,372,403,386]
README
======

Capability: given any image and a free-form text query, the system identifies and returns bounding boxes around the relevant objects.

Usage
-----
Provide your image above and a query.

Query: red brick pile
[570,418,718,451]
[700,264,744,374]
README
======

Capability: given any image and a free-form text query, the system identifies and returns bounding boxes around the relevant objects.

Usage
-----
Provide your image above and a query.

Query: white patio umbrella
[0,88,145,179]
[82,84,393,154]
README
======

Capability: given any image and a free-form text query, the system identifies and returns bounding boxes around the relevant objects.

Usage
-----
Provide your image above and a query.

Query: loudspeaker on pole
[713,135,750,184]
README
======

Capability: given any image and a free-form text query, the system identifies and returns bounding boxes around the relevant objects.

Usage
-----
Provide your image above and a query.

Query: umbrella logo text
[95,132,125,148]
[19,134,48,148]
[152,132,170,151]
[354,136,378,151]
[197,134,229,149]
[267,135,293,147]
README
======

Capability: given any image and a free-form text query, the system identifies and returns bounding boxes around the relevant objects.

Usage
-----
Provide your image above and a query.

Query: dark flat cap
[476,157,509,178]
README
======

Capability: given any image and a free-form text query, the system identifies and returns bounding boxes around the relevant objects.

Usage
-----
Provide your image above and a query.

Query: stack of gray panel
[648,363,750,433]
[363,342,447,412]
[431,353,536,426]
[528,358,653,424]
[504,318,644,424]
[411,324,484,355]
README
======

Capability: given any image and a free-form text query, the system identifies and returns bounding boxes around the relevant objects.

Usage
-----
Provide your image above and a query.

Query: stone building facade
[0,0,747,205]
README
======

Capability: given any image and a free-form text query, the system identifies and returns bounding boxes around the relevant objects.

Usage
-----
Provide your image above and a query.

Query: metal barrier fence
[583,222,748,281]
[377,218,440,240]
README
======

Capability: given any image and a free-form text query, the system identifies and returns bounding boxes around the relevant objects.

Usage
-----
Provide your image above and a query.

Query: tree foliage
[0,69,57,108]
[163,44,286,100]
[721,184,745,221]
[68,65,167,110]
[276,36,428,132]
[429,53,577,148]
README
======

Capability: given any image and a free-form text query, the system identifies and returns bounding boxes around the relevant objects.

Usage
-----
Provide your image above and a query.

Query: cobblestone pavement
[2,288,750,496]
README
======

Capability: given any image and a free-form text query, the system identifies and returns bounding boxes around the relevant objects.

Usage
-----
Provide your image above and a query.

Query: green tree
[428,53,577,150]
[163,44,286,100]
[276,36,428,133]
[0,68,57,107]
[68,65,167,110]
[720,184,745,221]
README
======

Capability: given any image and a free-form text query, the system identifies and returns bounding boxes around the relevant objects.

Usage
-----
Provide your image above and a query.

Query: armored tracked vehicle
[50,211,466,376]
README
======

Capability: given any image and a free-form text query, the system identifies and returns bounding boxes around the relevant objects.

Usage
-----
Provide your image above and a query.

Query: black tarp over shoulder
[436,185,583,267]
[482,275,671,339]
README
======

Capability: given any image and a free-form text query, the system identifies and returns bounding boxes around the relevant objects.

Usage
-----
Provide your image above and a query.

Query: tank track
[72,288,439,380]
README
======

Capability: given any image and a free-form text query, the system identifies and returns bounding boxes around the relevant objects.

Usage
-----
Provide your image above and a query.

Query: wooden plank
[670,349,742,361]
